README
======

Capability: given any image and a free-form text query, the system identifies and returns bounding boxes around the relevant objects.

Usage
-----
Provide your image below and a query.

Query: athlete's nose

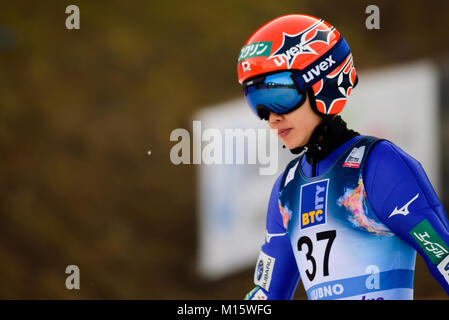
[268,112,283,124]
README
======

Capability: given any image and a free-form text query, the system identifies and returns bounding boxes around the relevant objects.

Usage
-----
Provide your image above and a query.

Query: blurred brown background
[0,0,448,299]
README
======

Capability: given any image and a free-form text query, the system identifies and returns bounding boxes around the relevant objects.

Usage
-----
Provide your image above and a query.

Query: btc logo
[300,179,329,229]
[302,209,324,226]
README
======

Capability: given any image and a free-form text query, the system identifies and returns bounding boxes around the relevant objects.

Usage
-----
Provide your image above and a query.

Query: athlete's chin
[282,137,307,150]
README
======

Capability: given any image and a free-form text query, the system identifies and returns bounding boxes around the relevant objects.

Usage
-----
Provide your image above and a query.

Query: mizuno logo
[388,193,419,218]
[302,55,336,83]
[265,232,287,243]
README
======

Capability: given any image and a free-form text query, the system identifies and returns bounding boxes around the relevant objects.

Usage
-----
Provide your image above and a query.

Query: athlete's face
[267,95,322,149]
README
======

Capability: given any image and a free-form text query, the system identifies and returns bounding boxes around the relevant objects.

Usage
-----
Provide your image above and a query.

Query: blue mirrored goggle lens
[243,71,304,118]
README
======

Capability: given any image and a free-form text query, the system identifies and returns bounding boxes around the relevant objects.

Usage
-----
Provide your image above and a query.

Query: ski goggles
[242,37,351,119]
[243,71,307,120]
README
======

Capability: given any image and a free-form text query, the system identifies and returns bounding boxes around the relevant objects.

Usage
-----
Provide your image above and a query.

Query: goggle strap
[293,37,351,91]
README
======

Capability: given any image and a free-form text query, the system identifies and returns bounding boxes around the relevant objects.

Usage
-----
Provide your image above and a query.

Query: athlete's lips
[278,128,292,138]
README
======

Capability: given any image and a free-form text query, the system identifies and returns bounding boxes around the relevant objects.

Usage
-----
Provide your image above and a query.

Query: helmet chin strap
[286,88,335,156]
[287,114,334,156]
[284,86,359,164]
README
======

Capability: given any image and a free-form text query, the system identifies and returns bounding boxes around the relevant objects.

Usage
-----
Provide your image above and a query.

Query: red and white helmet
[237,14,358,115]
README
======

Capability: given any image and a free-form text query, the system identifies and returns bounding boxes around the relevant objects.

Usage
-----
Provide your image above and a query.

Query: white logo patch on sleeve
[254,251,276,292]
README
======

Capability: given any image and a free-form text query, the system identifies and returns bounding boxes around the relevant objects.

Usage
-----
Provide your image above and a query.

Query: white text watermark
[170,121,279,175]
